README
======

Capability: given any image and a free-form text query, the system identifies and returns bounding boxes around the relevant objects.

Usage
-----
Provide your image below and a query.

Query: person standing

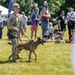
[67,7,75,40]
[7,3,27,62]
[7,13,11,24]
[30,9,39,40]
[21,11,28,39]
[7,13,11,40]
[40,7,50,38]
[0,10,3,39]
[58,10,66,36]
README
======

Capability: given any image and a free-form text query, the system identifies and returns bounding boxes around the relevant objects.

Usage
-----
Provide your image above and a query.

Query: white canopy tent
[0,5,13,16]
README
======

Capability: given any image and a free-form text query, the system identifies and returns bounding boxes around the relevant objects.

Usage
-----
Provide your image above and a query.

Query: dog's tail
[7,42,12,45]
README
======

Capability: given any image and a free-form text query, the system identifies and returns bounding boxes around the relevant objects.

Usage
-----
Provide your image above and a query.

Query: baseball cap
[12,3,20,9]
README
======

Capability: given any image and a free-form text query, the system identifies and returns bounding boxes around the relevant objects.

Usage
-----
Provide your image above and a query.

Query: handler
[7,3,27,62]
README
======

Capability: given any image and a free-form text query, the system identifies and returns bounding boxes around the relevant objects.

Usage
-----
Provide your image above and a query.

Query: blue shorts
[22,23,27,28]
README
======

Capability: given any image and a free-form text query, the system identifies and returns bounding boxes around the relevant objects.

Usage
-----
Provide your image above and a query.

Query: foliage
[34,0,63,19]
[1,0,75,18]
[57,0,75,17]
[0,0,9,7]
[15,0,33,16]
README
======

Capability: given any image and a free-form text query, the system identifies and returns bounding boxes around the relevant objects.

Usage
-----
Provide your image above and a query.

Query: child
[43,1,48,10]
[48,22,54,40]
[44,31,51,42]
[54,31,64,43]
[30,9,39,40]
[34,3,39,15]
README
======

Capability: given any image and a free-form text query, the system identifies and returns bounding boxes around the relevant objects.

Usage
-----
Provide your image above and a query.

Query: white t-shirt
[21,15,27,24]
[48,26,54,33]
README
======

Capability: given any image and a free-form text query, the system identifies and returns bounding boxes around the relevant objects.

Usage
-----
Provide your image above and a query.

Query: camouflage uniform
[7,3,24,62]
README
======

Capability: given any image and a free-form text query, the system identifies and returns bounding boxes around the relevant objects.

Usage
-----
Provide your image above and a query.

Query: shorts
[31,25,38,31]
[30,21,38,31]
[22,23,27,28]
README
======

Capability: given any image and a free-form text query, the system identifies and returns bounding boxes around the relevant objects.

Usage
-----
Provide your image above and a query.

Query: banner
[8,0,14,14]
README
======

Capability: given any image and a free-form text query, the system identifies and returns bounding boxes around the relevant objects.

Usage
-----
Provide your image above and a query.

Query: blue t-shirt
[43,5,48,10]
[31,14,39,26]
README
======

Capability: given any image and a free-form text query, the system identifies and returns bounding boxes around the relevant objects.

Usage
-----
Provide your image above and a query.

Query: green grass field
[0,26,73,75]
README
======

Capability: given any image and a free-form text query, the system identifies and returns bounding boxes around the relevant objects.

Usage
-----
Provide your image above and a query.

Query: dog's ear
[7,42,12,45]
[37,37,41,40]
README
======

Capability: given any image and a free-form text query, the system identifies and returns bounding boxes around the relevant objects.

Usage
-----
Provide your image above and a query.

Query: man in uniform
[7,3,27,62]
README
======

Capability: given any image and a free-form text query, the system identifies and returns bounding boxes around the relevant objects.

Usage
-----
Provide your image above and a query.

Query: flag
[8,0,14,14]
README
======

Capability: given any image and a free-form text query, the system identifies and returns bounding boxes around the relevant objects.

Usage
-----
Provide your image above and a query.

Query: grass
[0,26,73,75]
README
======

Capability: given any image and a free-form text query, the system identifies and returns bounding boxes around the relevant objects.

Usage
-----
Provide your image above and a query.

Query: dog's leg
[28,51,32,61]
[9,54,12,61]
[28,45,33,61]
[16,49,22,59]
[33,51,37,60]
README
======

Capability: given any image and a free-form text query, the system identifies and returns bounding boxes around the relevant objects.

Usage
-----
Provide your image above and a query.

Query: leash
[20,36,30,42]
[25,50,35,60]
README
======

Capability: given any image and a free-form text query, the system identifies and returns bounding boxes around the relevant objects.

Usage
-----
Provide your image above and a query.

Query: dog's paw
[8,57,11,61]
[35,58,37,61]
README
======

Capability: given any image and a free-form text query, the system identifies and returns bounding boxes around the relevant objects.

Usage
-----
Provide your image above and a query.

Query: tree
[0,0,34,16]
[57,0,75,17]
[0,0,6,5]
[15,0,34,16]
[34,0,61,18]
[1,0,75,19]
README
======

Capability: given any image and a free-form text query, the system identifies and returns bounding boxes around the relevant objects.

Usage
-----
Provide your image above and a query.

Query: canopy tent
[0,5,13,16]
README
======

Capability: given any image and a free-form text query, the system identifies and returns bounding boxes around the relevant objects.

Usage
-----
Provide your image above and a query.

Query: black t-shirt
[58,16,66,31]
[44,35,50,40]
[58,16,65,26]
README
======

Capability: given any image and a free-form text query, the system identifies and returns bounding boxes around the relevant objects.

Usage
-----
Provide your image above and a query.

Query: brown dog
[8,37,46,61]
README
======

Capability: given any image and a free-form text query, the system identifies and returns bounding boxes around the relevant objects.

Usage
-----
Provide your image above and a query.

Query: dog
[8,37,46,62]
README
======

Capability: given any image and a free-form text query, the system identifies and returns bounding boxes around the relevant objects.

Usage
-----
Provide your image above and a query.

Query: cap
[12,3,20,9]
